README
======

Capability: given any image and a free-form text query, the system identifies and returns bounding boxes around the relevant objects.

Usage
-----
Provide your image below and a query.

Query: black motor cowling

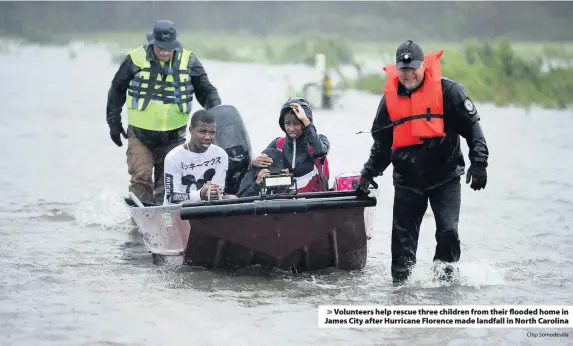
[209,105,253,195]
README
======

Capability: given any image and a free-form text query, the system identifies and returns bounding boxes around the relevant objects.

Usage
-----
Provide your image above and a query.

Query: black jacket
[236,148,284,198]
[106,44,221,149]
[236,167,264,197]
[361,77,489,193]
[236,100,330,197]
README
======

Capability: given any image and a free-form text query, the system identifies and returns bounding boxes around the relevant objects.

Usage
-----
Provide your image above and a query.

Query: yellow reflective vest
[126,46,195,131]
[323,76,333,97]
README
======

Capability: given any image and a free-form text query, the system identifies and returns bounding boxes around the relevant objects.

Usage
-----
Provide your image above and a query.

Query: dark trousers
[391,177,461,281]
[322,95,332,109]
[126,127,184,204]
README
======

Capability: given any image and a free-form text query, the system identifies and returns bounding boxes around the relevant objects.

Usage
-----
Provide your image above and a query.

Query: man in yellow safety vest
[106,20,222,204]
[322,73,333,109]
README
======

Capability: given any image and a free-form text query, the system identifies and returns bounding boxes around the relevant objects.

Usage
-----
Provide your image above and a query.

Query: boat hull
[183,206,368,271]
[129,203,190,265]
[125,190,377,271]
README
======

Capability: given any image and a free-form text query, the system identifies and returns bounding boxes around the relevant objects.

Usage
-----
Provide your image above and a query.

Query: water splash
[35,208,76,222]
[395,259,506,290]
[72,188,131,229]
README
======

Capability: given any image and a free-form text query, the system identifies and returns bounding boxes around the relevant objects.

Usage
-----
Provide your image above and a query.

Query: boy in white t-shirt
[163,109,233,205]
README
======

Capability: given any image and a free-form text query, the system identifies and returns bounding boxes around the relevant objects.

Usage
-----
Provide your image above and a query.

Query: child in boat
[163,109,236,205]
[249,98,331,193]
[236,148,290,197]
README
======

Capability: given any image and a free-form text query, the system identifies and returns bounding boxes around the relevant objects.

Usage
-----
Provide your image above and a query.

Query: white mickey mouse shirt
[163,143,228,205]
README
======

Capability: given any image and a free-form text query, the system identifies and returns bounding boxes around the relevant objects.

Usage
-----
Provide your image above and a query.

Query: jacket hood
[278,97,313,134]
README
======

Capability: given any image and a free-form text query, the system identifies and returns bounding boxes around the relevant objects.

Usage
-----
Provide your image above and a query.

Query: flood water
[1,43,572,346]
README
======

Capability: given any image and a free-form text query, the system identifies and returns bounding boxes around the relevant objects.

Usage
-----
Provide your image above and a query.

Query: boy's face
[189,121,216,151]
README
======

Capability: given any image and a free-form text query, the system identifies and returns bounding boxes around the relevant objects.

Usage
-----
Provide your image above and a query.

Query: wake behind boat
[124,105,379,272]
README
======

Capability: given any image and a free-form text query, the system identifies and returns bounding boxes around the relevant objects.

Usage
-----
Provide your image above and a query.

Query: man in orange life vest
[357,40,489,284]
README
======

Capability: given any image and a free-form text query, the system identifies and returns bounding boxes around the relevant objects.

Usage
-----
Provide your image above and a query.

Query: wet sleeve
[303,124,330,158]
[188,55,222,109]
[446,82,490,167]
[237,169,262,198]
[360,96,394,178]
[186,190,202,203]
[106,55,134,127]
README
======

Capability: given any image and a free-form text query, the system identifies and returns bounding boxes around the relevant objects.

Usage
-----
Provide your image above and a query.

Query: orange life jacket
[276,137,330,193]
[383,50,446,149]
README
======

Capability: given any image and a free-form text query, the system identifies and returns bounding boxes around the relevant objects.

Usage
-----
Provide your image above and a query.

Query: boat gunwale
[123,189,379,212]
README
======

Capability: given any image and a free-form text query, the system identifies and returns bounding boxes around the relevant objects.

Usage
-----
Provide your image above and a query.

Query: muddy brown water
[1,43,572,346]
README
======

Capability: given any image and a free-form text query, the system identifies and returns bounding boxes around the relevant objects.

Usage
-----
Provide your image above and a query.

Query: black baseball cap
[395,40,424,70]
[146,20,181,50]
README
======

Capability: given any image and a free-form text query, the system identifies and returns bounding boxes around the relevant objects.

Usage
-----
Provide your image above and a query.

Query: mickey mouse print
[163,143,229,205]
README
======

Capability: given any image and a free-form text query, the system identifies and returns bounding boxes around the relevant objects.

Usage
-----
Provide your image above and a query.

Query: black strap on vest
[169,51,184,113]
[130,78,193,89]
[141,64,160,110]
[379,108,443,130]
[128,51,193,110]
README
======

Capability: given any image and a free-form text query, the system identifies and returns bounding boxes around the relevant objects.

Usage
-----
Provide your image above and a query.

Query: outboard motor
[209,105,252,195]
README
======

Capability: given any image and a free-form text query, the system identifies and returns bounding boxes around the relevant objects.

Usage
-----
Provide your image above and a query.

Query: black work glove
[356,173,379,196]
[110,123,128,147]
[465,165,487,191]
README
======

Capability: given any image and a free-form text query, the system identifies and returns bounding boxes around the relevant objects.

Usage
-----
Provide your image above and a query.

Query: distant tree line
[1,1,572,42]
[355,38,573,109]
